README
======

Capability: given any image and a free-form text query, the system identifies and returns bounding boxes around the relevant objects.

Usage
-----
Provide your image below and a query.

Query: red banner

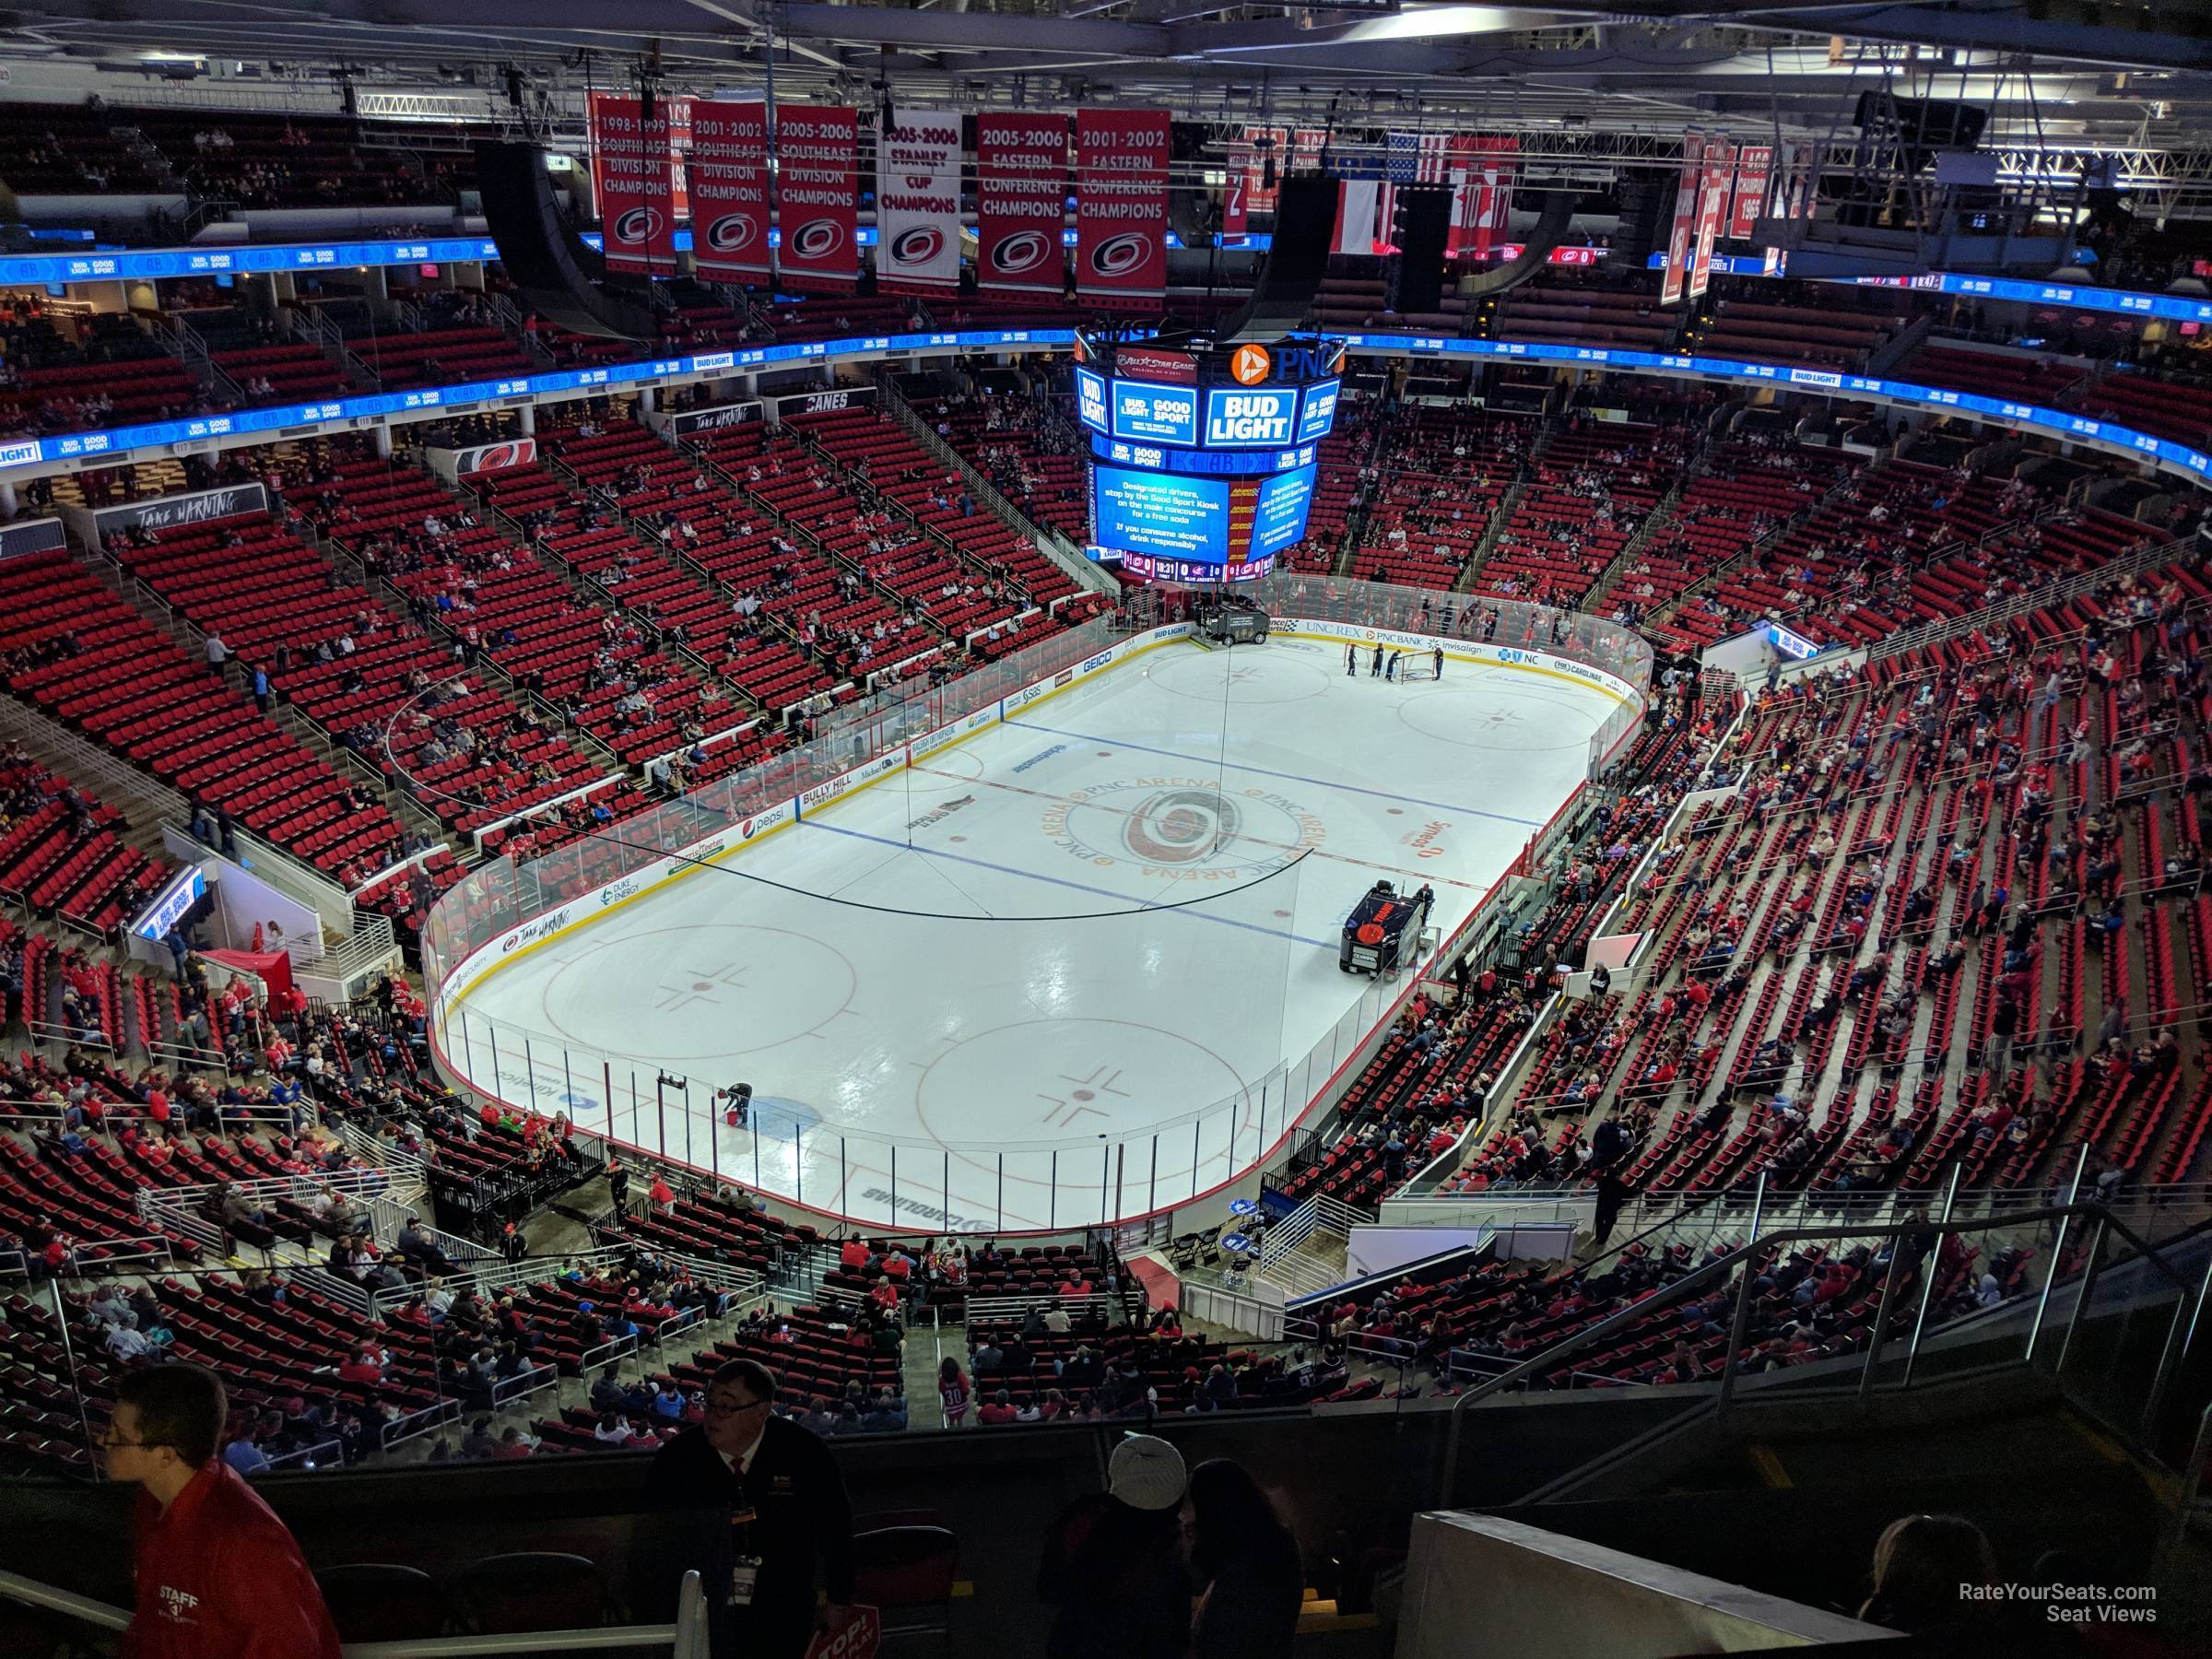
[1729,144,1772,241]
[1223,136,1251,238]
[1690,140,1734,301]
[775,103,859,291]
[976,112,1069,297]
[589,94,677,276]
[688,100,771,282]
[1661,130,1703,307]
[1075,108,1169,309]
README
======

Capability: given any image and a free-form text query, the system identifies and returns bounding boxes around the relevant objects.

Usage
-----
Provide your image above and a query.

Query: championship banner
[1223,135,1251,238]
[1729,144,1772,241]
[589,94,677,276]
[688,100,771,281]
[876,107,963,294]
[775,103,860,291]
[1075,108,1170,309]
[976,112,1069,296]
[1660,130,1704,306]
[1462,135,1518,263]
[1690,140,1735,301]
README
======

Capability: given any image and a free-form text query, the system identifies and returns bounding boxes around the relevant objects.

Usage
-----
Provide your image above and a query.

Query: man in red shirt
[104,1364,341,1658]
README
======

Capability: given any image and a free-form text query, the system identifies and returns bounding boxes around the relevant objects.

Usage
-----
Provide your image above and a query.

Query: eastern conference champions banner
[1076,109,1170,309]
[688,100,771,281]
[876,107,962,294]
[588,94,677,275]
[776,103,860,290]
[976,113,1069,297]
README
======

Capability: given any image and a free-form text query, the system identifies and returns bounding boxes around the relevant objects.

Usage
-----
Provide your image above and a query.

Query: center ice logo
[1041,776,1324,879]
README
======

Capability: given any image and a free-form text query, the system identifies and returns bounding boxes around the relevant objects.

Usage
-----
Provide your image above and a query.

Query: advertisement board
[1203,386,1300,448]
[1250,464,1317,559]
[1090,465,1229,561]
[1074,366,1109,433]
[1110,380,1199,446]
[1295,379,1341,444]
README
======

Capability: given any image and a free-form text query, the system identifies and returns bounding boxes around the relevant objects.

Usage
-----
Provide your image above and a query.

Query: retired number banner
[1690,140,1735,301]
[589,94,677,276]
[688,100,771,282]
[1660,130,1703,307]
[976,112,1069,297]
[1075,108,1169,309]
[776,104,860,291]
[876,107,962,294]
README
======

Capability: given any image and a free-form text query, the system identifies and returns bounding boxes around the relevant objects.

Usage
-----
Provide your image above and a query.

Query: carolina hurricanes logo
[613,207,664,246]
[889,227,944,267]
[474,441,528,470]
[790,218,845,261]
[1124,789,1240,865]
[1090,231,1149,277]
[705,213,758,253]
[990,230,1052,276]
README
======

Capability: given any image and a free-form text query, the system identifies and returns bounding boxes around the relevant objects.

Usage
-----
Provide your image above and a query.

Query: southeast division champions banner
[876,107,962,294]
[976,112,1069,296]
[1076,108,1169,309]
[776,103,859,290]
[589,94,677,276]
[688,100,771,282]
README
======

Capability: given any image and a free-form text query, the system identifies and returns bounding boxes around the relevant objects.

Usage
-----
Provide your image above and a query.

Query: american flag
[1380,132,1455,249]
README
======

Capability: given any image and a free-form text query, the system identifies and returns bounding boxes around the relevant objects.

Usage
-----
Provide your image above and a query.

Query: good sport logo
[888,226,945,268]
[1088,231,1149,278]
[703,213,759,254]
[612,206,665,247]
[988,230,1053,276]
[789,218,846,261]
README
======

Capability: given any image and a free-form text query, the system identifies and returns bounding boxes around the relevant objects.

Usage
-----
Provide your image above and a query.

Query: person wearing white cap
[1037,1433,1194,1659]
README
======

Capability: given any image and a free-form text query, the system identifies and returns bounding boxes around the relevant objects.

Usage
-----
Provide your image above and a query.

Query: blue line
[796,819,1335,947]
[1004,718,1549,828]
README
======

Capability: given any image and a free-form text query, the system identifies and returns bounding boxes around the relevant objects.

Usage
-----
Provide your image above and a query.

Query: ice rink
[441,635,1623,1230]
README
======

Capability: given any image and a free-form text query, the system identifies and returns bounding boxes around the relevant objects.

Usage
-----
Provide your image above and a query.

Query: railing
[0,695,190,827]
[1438,1193,2204,1505]
[1863,532,2193,666]
[874,367,1112,594]
[0,1567,707,1657]
[1253,1193,1365,1299]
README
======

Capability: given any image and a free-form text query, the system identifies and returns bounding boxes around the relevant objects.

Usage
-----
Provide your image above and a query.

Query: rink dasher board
[433,620,1641,1013]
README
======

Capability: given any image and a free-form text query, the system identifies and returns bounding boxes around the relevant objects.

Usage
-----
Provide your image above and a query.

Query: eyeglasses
[98,1428,160,1451]
[704,1396,767,1418]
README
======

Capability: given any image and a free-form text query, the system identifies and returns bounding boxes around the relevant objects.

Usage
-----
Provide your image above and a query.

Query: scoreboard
[1076,334,1343,583]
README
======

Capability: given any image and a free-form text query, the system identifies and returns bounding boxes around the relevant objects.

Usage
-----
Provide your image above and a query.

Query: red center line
[903,763,1490,892]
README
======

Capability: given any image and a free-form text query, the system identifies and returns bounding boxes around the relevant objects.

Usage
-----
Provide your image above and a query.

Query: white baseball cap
[1108,1434,1189,1512]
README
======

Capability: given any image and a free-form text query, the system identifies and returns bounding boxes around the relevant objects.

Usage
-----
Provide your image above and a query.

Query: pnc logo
[1229,343,1272,385]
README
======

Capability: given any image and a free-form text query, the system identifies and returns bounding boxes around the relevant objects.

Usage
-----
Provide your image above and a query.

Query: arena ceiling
[5,2,2211,205]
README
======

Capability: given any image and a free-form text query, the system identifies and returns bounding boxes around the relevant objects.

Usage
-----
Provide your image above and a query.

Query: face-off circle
[1040,775,1324,878]
[914,1018,1251,1143]
[537,924,855,1061]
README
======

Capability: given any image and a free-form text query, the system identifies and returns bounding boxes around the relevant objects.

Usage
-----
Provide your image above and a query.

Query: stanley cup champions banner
[688,100,771,281]
[976,112,1069,297]
[589,94,677,276]
[1075,108,1169,309]
[775,104,860,290]
[876,107,963,294]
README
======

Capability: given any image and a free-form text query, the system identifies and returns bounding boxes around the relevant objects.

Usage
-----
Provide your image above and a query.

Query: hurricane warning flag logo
[989,231,1053,276]
[1089,231,1149,277]
[612,207,664,247]
[889,227,945,267]
[790,218,846,261]
[704,214,759,253]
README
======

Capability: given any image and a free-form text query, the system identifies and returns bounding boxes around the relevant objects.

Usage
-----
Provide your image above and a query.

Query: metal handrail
[1437,1195,2195,1504]
[0,1566,700,1655]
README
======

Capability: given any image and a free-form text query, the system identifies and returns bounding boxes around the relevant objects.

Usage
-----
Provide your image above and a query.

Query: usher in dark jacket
[644,1417,856,1619]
